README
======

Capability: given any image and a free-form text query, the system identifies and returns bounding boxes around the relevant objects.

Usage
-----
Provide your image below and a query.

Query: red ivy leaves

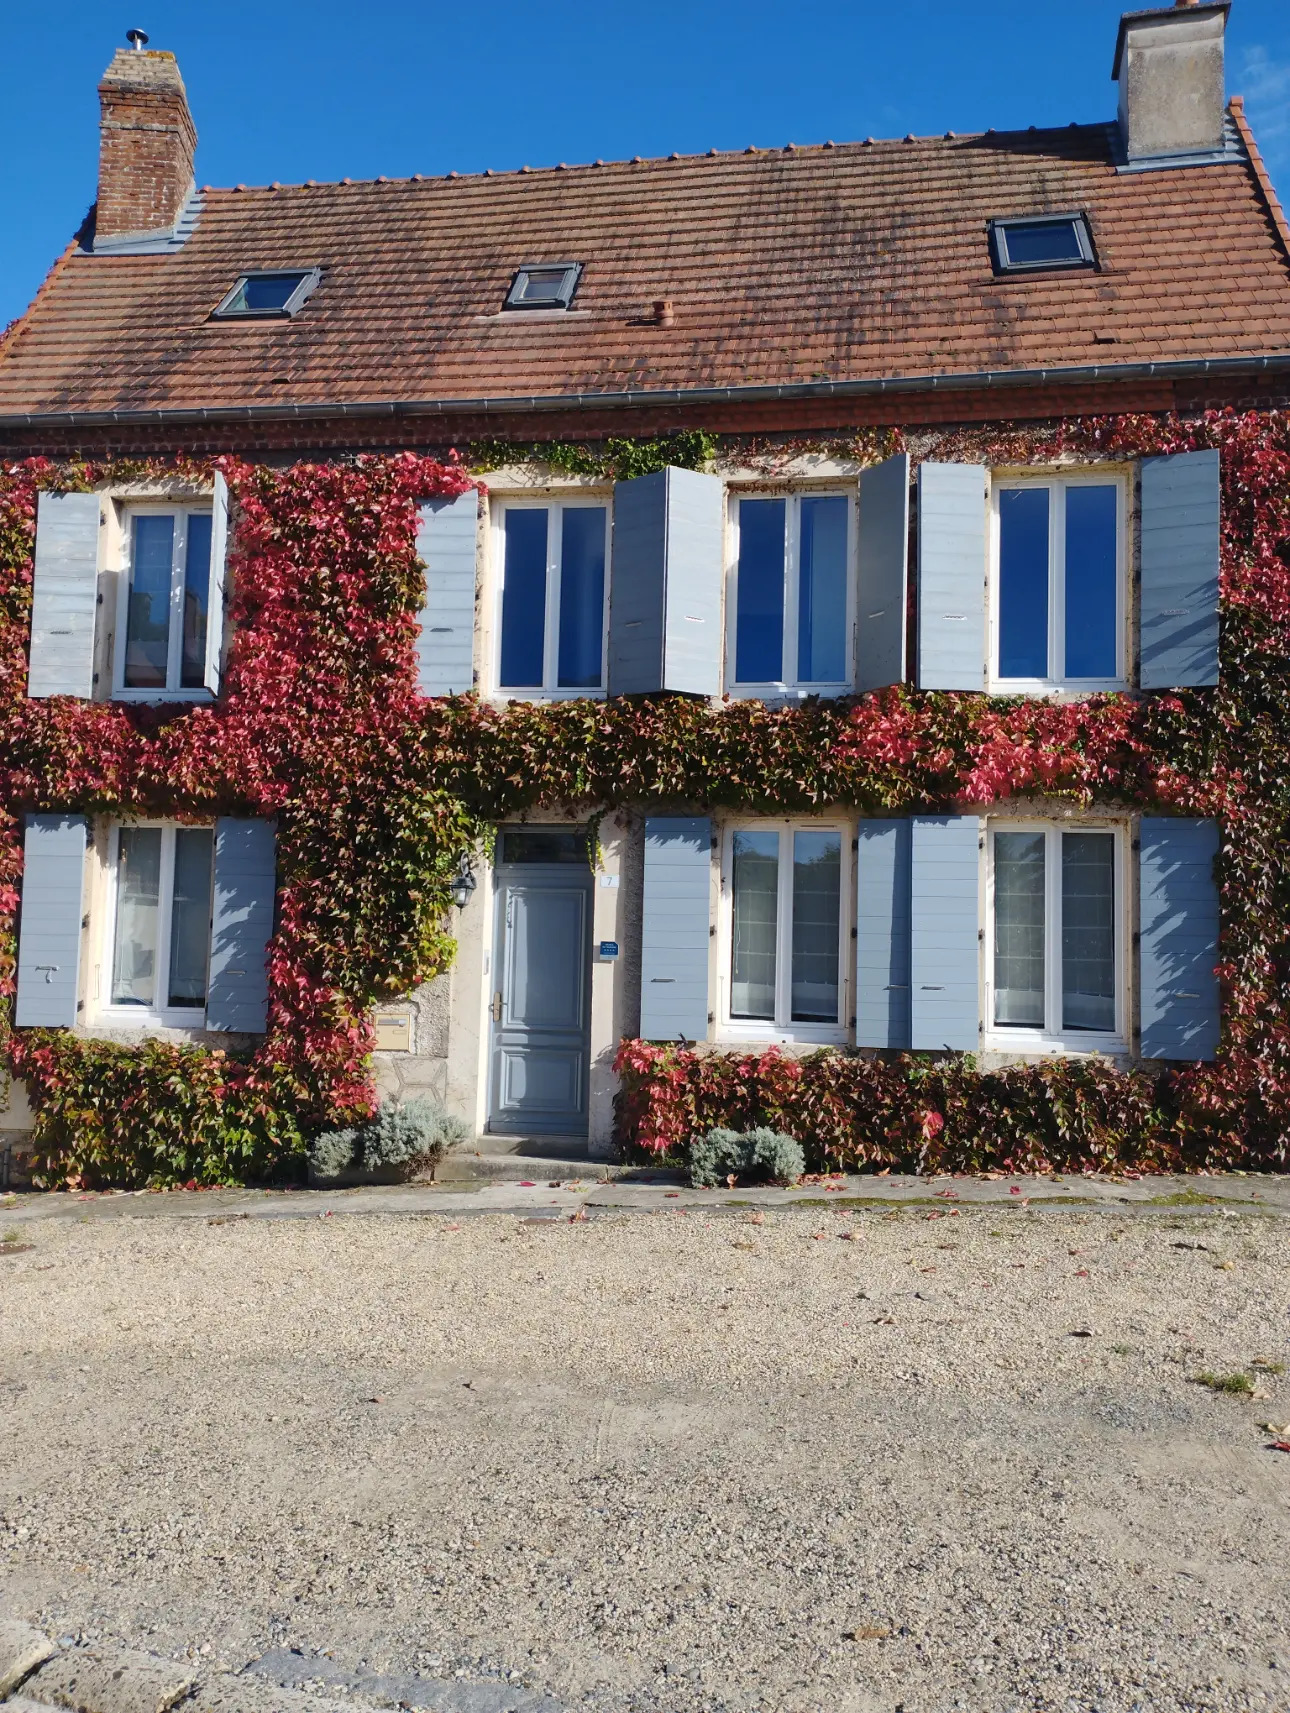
[3,408,1290,1183]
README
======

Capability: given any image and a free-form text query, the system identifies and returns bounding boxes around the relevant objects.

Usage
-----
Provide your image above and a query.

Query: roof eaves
[7,352,1290,432]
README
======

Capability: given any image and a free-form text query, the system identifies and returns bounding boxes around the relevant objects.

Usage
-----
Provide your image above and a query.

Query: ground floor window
[988,821,1123,1045]
[725,823,846,1036]
[105,822,214,1018]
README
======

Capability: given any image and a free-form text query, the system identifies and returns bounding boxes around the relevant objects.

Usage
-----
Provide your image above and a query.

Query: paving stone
[21,1647,193,1713]
[0,1619,56,1698]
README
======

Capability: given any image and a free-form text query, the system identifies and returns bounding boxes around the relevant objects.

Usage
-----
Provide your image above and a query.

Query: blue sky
[3,0,1289,330]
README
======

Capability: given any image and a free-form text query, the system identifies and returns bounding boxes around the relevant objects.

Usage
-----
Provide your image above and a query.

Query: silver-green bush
[687,1126,805,1188]
[309,1097,472,1183]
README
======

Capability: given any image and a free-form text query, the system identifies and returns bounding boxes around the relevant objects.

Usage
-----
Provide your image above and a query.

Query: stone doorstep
[0,1617,55,1698]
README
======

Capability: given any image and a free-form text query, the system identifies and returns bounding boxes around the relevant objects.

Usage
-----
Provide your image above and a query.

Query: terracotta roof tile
[3,119,1290,418]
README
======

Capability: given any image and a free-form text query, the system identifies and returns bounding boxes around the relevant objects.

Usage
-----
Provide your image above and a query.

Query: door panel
[489,866,592,1135]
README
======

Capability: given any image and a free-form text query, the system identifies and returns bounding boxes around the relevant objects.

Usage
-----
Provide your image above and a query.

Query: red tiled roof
[3,118,1290,421]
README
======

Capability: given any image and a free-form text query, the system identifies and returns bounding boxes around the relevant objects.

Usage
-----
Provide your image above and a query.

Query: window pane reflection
[112,828,162,1005]
[169,829,213,1007]
[797,497,847,683]
[998,488,1049,679]
[994,831,1045,1027]
[180,514,212,689]
[731,831,778,1019]
[735,500,786,683]
[499,510,548,688]
[1062,833,1115,1031]
[125,516,174,689]
[557,508,606,688]
[1064,485,1118,679]
[791,830,840,1022]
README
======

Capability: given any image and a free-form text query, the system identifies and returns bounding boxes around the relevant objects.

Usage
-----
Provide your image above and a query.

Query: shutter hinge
[1132,837,1141,852]
[852,838,859,852]
[850,1015,857,1029]
[76,999,84,1012]
[978,929,985,941]
[707,1010,715,1025]
[96,591,104,605]
[851,926,858,940]
[81,914,90,929]
[1132,931,1141,948]
[709,925,717,938]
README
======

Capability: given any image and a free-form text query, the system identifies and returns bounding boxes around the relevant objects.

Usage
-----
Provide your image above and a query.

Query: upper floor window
[505,263,583,311]
[989,215,1095,275]
[104,821,213,1022]
[990,475,1125,691]
[729,493,852,695]
[495,501,608,695]
[212,269,320,319]
[987,821,1125,1050]
[116,507,218,697]
[723,822,848,1041]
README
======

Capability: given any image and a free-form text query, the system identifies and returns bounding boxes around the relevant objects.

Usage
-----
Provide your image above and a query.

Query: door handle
[491,991,503,1023]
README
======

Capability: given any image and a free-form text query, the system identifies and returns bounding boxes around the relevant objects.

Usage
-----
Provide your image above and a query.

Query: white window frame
[113,503,217,702]
[984,818,1129,1055]
[97,820,214,1026]
[718,819,851,1046]
[490,497,611,698]
[987,471,1128,695]
[725,489,856,699]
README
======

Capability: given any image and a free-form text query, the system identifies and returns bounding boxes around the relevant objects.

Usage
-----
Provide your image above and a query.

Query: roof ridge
[199,121,1119,196]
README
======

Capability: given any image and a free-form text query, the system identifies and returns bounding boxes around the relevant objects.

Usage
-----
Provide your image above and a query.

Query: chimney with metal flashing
[1114,1,1230,166]
[95,33,197,242]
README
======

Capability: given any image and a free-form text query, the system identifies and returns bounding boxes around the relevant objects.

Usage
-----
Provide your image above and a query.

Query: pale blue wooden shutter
[206,818,276,1033]
[15,814,87,1027]
[1139,817,1220,1060]
[1139,450,1221,688]
[608,468,724,696]
[910,815,981,1051]
[856,454,910,692]
[855,819,912,1048]
[203,472,230,695]
[415,489,479,695]
[917,463,987,691]
[27,491,101,699]
[640,816,711,1040]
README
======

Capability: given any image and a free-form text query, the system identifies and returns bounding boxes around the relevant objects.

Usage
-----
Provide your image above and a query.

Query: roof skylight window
[212,268,321,319]
[989,215,1095,275]
[505,263,583,311]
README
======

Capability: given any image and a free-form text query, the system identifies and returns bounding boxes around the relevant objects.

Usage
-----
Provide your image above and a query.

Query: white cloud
[1237,46,1290,193]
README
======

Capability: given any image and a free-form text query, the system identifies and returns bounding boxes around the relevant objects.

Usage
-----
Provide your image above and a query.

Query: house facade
[3,1,1290,1176]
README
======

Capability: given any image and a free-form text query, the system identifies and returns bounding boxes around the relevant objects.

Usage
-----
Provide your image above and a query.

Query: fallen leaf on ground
[1075,1268,1090,1277]
[1269,1442,1290,1454]
[518,1181,536,1187]
[0,1245,34,1258]
[1215,1260,1236,1271]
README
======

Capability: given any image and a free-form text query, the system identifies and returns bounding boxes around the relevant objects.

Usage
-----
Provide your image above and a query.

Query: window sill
[491,686,606,702]
[984,1029,1128,1058]
[110,688,215,706]
[987,680,1128,698]
[718,1023,849,1048]
[727,684,852,702]
[93,1006,208,1031]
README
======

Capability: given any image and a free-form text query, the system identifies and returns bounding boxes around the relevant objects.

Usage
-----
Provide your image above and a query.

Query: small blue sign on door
[598,940,620,960]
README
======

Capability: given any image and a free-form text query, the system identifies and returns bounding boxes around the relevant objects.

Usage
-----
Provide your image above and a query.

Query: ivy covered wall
[3,407,1290,1185]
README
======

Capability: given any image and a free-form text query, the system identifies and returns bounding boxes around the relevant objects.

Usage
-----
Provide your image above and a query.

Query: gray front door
[488,833,593,1136]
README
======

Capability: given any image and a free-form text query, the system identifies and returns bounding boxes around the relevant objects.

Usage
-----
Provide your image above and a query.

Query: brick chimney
[95,45,197,243]
[1113,1,1230,166]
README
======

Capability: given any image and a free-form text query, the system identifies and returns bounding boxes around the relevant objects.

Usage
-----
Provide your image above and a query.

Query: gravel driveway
[1,1204,1288,1713]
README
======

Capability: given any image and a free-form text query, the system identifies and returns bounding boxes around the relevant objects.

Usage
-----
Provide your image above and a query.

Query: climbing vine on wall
[2,406,1290,1185]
